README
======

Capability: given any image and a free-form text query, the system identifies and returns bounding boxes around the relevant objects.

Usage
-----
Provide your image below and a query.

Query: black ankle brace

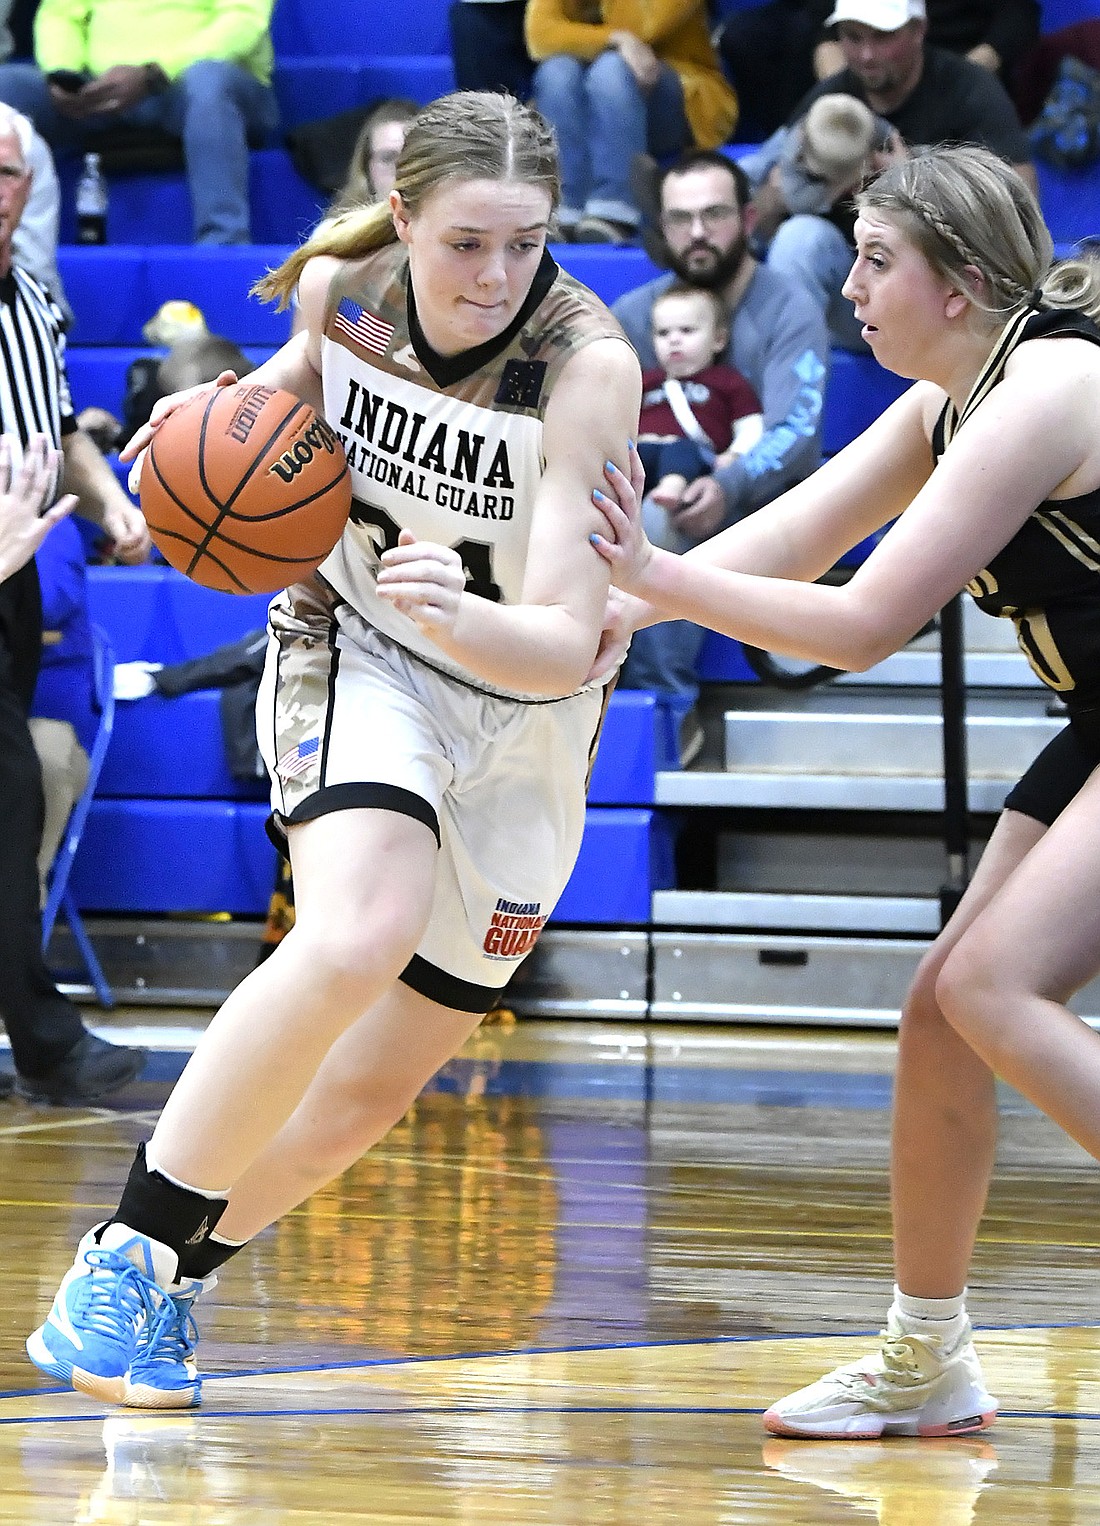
[110,1142,229,1266]
[178,1233,248,1280]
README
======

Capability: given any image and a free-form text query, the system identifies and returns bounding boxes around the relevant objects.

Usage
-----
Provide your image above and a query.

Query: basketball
[139,382,352,594]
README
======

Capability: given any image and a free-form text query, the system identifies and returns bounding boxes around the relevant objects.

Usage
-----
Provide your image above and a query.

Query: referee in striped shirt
[0,103,151,1104]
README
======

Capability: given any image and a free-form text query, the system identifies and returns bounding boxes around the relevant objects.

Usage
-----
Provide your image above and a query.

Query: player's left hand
[589,442,655,592]
[102,498,152,564]
[377,529,467,636]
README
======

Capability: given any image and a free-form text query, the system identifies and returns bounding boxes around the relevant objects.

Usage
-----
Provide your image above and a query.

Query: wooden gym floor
[2,1014,1100,1523]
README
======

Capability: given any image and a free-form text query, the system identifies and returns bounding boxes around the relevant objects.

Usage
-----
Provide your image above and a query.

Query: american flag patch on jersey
[334,298,394,355]
[276,735,320,780]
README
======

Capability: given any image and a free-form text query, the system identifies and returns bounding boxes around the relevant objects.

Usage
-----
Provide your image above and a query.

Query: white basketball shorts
[256,577,608,1011]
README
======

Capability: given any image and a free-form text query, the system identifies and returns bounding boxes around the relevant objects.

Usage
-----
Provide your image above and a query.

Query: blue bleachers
[271,0,451,60]
[58,150,325,247]
[61,246,294,346]
[76,567,672,922]
[274,58,456,131]
[822,349,910,457]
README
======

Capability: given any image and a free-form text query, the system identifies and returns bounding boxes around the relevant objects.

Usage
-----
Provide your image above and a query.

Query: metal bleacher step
[722,704,1056,778]
[654,825,991,934]
[49,921,652,1020]
[649,932,1100,1029]
[659,683,1057,813]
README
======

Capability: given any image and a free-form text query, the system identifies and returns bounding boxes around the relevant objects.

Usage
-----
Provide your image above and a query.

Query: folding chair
[40,622,115,1008]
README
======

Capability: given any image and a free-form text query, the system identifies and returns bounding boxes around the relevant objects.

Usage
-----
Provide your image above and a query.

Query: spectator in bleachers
[612,148,828,756]
[117,328,252,453]
[927,0,1039,97]
[526,0,737,243]
[741,0,1034,351]
[0,104,149,1104]
[0,0,279,245]
[716,0,837,141]
[449,0,534,99]
[717,1,1040,140]
[637,283,763,509]
[329,98,417,215]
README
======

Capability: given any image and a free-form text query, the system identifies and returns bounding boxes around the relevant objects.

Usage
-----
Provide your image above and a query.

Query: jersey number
[351,499,503,603]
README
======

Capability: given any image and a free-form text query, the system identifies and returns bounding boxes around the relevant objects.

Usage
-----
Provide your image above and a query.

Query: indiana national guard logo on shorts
[483,898,548,960]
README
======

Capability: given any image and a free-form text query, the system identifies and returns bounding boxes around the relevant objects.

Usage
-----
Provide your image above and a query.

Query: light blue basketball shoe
[26,1227,167,1403]
[124,1275,215,1409]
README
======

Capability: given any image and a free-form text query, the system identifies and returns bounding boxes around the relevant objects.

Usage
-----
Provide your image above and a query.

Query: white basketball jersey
[316,242,625,700]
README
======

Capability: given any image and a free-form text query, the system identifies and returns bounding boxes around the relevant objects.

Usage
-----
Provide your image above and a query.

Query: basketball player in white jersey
[591,142,1100,1441]
[27,90,641,1407]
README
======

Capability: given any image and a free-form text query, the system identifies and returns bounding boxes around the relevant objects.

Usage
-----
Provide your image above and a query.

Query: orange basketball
[140,382,352,594]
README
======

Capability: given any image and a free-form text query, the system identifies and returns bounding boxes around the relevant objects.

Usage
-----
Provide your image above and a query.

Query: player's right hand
[120,370,238,493]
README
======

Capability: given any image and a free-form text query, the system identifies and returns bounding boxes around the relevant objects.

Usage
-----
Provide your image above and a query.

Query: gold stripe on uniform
[1036,508,1100,573]
[1014,609,1076,691]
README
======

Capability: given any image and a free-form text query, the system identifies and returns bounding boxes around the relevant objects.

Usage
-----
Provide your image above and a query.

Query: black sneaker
[0,1070,13,1101]
[16,1033,146,1106]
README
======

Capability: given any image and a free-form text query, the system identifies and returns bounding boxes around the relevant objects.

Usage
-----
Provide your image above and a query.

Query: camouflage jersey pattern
[934,305,1100,708]
[315,242,628,702]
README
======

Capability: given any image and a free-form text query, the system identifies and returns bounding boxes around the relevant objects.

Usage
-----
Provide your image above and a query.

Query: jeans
[766,213,867,352]
[637,437,711,496]
[532,50,689,228]
[449,1,533,98]
[0,58,279,244]
[618,491,707,703]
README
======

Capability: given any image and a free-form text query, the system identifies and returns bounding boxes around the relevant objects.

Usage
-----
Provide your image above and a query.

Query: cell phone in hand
[47,70,88,92]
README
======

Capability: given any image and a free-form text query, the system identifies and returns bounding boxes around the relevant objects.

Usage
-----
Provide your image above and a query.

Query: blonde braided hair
[857,143,1100,322]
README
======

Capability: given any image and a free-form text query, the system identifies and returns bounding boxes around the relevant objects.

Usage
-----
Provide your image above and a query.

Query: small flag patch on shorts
[276,736,320,780]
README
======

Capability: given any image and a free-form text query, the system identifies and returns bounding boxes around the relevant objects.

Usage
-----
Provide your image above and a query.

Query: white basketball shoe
[763,1312,997,1439]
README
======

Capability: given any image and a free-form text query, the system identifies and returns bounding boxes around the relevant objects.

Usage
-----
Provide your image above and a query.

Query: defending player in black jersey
[26,90,640,1408]
[591,141,1100,1441]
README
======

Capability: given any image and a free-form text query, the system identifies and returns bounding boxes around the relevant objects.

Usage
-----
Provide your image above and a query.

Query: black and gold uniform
[933,306,1100,825]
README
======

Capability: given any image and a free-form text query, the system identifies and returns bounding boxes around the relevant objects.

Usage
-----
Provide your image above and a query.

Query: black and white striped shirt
[0,264,75,463]
[0,262,76,696]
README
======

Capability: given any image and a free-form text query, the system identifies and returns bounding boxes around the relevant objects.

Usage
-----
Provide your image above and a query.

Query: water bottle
[75,151,108,244]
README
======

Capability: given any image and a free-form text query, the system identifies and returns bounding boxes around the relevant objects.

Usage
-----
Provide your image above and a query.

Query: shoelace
[830,1330,942,1401]
[135,1296,197,1368]
[72,1248,156,1343]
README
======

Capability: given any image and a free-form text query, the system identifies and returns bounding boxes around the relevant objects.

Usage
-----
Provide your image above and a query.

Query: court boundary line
[6,1319,1100,1405]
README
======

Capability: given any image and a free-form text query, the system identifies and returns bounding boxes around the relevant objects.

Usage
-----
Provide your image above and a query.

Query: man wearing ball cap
[739,0,1033,349]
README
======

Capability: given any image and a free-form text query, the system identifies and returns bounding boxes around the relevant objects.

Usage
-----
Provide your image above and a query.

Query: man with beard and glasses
[611,148,828,757]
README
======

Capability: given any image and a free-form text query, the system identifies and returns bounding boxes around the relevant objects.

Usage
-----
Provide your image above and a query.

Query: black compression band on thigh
[1003,721,1100,827]
[112,1142,229,1262]
[266,781,441,856]
[401,952,499,1013]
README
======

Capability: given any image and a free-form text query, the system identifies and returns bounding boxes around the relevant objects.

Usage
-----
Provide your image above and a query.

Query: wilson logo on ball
[140,382,352,595]
[228,384,279,444]
[270,417,341,483]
